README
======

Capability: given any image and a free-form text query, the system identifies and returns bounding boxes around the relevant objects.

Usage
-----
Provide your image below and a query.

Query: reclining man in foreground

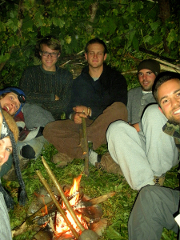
[107,70,178,189]
[128,71,180,240]
[43,38,127,168]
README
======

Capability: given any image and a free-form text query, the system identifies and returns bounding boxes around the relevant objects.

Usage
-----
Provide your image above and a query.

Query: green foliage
[0,0,180,88]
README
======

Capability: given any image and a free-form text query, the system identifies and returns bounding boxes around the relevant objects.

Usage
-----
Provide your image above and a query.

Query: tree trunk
[158,0,171,53]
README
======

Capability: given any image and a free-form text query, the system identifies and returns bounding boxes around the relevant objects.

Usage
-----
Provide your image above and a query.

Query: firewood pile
[12,157,115,240]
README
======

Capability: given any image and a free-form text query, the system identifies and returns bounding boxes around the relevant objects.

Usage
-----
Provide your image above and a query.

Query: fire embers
[27,175,110,240]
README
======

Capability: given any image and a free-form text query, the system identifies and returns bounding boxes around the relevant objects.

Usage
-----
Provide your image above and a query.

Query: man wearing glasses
[19,36,73,120]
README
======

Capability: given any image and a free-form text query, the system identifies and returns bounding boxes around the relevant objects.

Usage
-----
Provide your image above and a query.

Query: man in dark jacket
[43,38,127,166]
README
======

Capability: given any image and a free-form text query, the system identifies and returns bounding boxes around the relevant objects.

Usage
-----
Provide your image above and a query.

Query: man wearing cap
[106,60,178,190]
[0,87,54,180]
[128,59,160,127]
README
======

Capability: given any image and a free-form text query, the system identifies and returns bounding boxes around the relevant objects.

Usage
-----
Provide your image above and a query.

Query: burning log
[36,169,79,239]
[75,192,116,209]
[41,157,85,233]
[12,201,56,237]
[41,157,100,240]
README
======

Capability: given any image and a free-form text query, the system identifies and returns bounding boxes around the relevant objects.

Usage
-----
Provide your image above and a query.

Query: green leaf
[167,29,178,45]
[52,17,65,28]
[143,35,152,43]
[40,26,51,36]
[149,21,160,31]
[22,16,34,32]
[0,53,11,63]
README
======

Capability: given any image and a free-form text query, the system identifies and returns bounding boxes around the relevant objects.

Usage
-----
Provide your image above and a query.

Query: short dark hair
[85,38,108,54]
[152,71,180,104]
[38,36,61,53]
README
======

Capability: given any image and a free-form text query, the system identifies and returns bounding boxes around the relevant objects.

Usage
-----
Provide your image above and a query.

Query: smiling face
[138,69,156,91]
[0,137,12,167]
[158,78,180,124]
[0,92,21,115]
[85,43,107,69]
[40,44,60,71]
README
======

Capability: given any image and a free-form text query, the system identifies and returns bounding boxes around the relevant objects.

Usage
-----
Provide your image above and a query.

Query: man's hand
[132,123,140,132]
[129,122,140,132]
[72,106,91,124]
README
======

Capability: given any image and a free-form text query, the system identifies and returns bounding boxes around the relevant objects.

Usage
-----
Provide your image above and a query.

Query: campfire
[12,157,115,240]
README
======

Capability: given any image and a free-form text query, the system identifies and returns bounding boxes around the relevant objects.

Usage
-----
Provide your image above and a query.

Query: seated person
[0,87,54,180]
[96,59,161,174]
[0,108,27,212]
[43,38,127,167]
[107,70,178,190]
[128,71,180,239]
[128,59,160,128]
[19,36,73,120]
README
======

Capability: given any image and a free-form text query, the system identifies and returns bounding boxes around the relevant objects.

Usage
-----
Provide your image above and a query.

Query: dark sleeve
[110,71,127,106]
[67,78,83,115]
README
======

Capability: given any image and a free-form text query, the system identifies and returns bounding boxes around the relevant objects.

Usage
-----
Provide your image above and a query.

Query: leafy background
[0,0,180,88]
[0,0,180,239]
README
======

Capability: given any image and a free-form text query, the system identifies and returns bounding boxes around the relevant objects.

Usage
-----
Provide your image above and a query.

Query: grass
[3,143,179,240]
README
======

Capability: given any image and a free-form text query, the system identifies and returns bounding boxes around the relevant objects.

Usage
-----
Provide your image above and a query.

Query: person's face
[158,78,180,124]
[0,137,12,167]
[85,43,107,69]
[0,92,21,115]
[39,44,60,71]
[138,69,156,91]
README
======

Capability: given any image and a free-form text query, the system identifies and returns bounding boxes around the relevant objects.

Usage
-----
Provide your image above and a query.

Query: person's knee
[21,145,35,159]
[143,104,159,119]
[142,104,166,128]
[111,102,126,109]
[107,121,130,139]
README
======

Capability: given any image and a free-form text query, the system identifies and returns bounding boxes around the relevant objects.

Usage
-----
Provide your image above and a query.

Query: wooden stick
[36,170,79,239]
[154,58,180,70]
[82,118,89,176]
[87,191,116,205]
[41,157,85,233]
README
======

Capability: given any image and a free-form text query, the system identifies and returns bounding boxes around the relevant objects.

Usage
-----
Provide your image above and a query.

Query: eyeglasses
[41,51,59,58]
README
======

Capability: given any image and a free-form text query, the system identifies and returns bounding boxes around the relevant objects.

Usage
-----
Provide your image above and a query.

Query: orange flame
[55,174,88,235]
